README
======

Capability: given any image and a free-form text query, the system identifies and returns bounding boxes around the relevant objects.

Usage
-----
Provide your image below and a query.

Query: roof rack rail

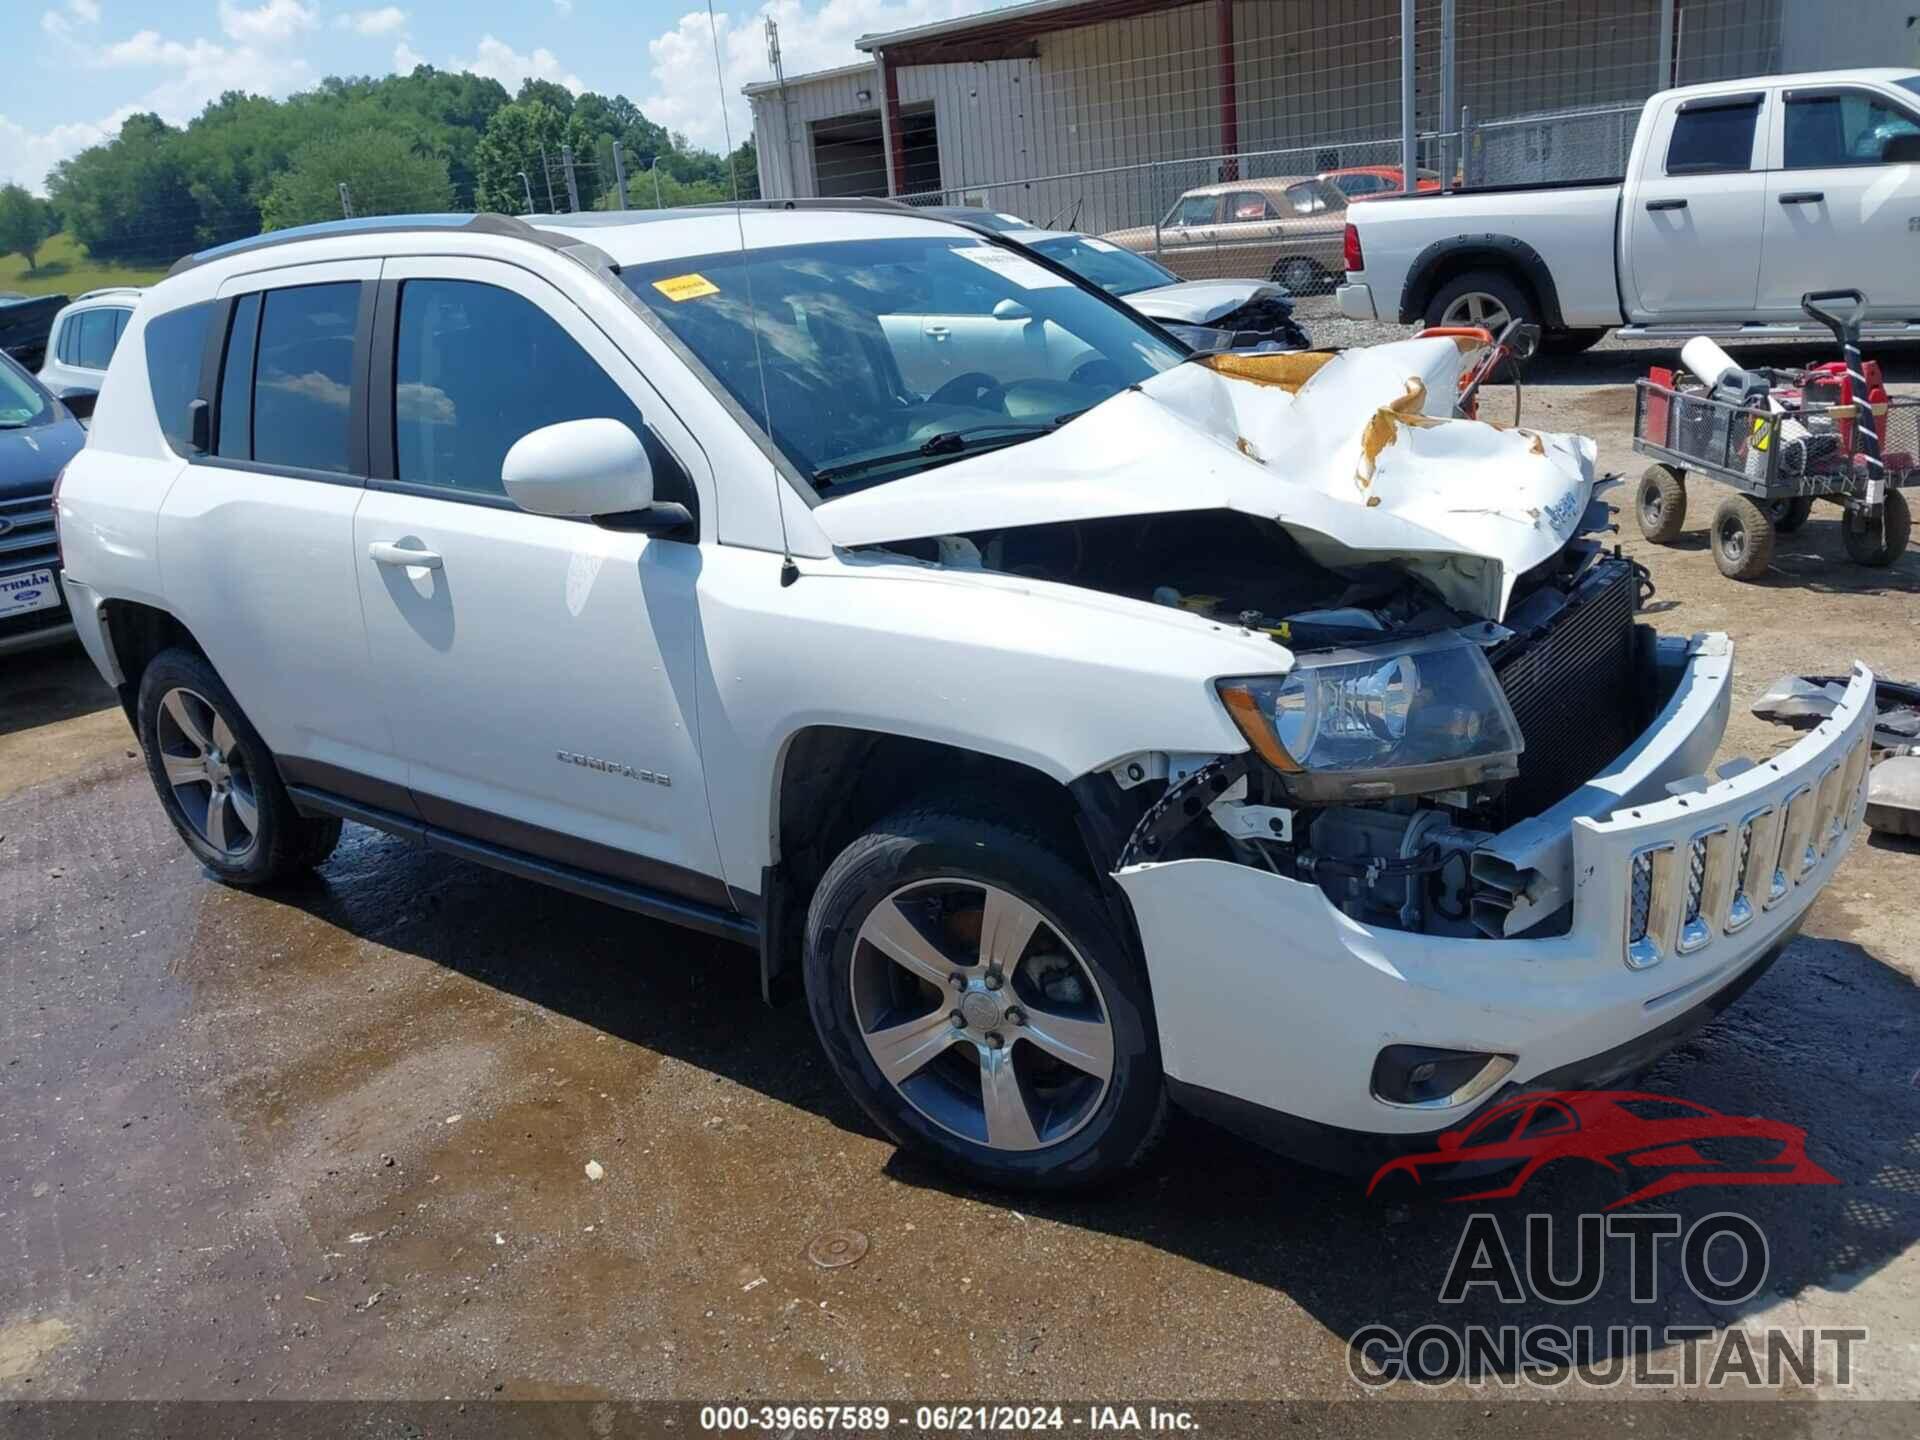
[165,212,616,278]
[73,286,145,300]
[682,197,919,214]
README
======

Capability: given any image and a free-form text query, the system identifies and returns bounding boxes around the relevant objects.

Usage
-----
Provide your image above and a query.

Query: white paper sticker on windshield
[952,245,1071,289]
[1080,237,1121,253]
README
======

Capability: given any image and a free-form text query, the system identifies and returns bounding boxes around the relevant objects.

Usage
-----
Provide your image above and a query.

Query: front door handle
[924,324,951,341]
[1778,191,1825,205]
[1645,198,1688,212]
[368,540,443,570]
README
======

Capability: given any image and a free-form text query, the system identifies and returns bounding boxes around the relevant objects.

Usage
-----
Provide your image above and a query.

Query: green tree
[259,129,452,230]
[0,183,53,272]
[473,99,567,212]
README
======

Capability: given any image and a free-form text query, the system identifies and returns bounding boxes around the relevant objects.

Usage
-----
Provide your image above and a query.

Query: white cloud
[642,0,993,151]
[218,0,318,45]
[340,7,409,36]
[94,30,228,68]
[393,40,425,71]
[0,111,124,192]
[446,34,584,96]
[40,0,102,38]
[553,0,573,14]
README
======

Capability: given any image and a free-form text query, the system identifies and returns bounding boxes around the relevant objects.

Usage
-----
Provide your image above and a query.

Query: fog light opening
[1371,1046,1516,1109]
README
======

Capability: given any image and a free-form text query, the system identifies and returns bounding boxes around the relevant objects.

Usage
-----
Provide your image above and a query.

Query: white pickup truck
[1339,68,1920,351]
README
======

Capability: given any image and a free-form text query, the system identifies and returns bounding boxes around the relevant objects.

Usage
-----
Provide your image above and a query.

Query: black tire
[1272,256,1325,296]
[1637,464,1688,543]
[1711,494,1776,581]
[136,647,342,885]
[1842,489,1912,567]
[803,804,1166,1190]
[1539,327,1607,355]
[1767,496,1816,533]
[1423,268,1535,335]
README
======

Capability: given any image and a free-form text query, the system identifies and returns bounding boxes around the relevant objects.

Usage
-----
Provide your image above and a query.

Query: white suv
[56,205,1876,1189]
[37,286,143,401]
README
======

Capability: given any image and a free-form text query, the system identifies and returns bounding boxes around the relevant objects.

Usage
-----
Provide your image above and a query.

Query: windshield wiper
[812,422,1053,487]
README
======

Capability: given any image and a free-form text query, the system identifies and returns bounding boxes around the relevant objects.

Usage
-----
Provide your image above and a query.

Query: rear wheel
[1842,488,1912,566]
[1273,256,1324,296]
[804,805,1165,1190]
[1637,465,1688,543]
[1767,496,1816,533]
[137,647,342,885]
[1425,269,1532,336]
[1711,494,1776,581]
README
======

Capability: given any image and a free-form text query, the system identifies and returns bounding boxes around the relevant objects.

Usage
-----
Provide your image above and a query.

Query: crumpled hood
[1127,279,1284,325]
[812,336,1597,622]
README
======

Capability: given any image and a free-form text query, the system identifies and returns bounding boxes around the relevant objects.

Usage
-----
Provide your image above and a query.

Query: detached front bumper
[1116,651,1876,1158]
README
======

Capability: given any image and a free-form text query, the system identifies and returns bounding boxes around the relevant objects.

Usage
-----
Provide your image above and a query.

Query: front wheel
[1842,489,1912,567]
[803,805,1166,1190]
[1711,494,1776,581]
[137,647,342,885]
[1273,256,1324,296]
[1637,464,1688,543]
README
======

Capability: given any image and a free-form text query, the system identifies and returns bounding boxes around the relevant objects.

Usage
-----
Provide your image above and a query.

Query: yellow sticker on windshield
[653,272,719,302]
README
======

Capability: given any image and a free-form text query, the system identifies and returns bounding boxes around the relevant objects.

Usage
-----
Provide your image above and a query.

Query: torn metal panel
[811,336,1598,621]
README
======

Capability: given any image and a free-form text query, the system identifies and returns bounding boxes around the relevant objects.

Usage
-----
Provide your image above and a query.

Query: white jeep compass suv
[55,204,1876,1189]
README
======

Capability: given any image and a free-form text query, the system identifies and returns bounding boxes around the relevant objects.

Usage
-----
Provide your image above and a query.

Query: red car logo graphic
[1367,1090,1838,1209]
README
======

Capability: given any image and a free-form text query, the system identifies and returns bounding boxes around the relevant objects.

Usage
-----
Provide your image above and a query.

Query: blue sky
[6,0,997,192]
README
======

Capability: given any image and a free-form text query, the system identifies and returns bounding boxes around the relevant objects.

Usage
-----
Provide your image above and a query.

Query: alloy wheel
[155,686,259,857]
[1441,290,1512,331]
[849,879,1114,1152]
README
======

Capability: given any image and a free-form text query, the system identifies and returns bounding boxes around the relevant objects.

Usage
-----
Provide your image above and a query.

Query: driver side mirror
[991,297,1032,322]
[1884,132,1920,164]
[502,418,690,537]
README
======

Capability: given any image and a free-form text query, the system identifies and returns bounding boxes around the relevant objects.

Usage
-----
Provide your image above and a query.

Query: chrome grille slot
[1728,805,1775,934]
[1812,762,1845,857]
[1678,826,1731,955]
[1772,786,1815,901]
[1626,842,1681,970]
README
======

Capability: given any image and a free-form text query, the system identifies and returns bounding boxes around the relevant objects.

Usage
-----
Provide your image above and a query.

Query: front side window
[144,301,213,457]
[393,278,668,502]
[623,235,1184,493]
[1030,235,1178,296]
[252,282,359,474]
[1164,194,1220,227]
[1666,101,1759,174]
[1785,92,1920,168]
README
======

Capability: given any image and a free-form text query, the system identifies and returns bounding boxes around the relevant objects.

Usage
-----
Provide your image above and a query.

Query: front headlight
[1217,634,1524,802]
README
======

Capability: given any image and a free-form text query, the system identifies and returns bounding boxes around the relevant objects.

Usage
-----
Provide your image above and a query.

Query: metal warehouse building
[745,0,1917,237]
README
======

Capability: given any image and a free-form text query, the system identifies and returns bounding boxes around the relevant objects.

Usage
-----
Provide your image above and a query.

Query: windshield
[1898,76,1920,101]
[1030,235,1179,296]
[0,357,52,429]
[624,235,1183,491]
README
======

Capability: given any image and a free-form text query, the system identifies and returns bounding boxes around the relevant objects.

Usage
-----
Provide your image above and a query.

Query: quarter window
[251,282,360,475]
[216,293,262,460]
[1666,101,1759,174]
[1785,92,1920,168]
[392,278,670,502]
[143,301,214,458]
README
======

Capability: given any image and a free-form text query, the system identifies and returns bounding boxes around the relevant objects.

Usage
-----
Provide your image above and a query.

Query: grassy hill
[1,233,168,298]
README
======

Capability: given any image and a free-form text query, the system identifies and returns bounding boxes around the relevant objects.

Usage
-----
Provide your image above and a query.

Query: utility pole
[517,170,534,213]
[562,144,581,212]
[540,148,557,212]
[768,16,799,200]
[337,181,354,218]
[612,140,630,209]
[650,155,664,209]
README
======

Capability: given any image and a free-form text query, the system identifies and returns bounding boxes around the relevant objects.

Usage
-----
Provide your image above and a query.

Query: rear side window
[143,301,214,457]
[252,282,359,475]
[1226,192,1275,222]
[1785,92,1920,168]
[391,278,677,503]
[1666,101,1759,174]
[75,309,120,369]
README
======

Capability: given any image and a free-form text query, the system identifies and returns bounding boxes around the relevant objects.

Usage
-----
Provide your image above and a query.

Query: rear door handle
[1645,198,1688,212]
[1778,191,1825,205]
[368,541,443,570]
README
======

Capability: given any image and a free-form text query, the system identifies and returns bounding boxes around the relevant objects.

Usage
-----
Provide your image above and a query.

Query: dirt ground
[3,350,1919,1417]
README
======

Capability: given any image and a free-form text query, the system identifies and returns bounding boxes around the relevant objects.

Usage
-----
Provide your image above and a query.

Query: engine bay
[871,505,1662,940]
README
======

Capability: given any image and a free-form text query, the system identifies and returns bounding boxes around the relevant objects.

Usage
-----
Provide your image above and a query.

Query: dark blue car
[0,349,88,657]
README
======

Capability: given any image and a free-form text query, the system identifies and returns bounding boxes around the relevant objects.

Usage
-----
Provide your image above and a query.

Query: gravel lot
[4,347,1920,1420]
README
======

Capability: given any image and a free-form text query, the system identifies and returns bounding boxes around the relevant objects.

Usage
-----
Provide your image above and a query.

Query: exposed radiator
[1489,556,1640,824]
